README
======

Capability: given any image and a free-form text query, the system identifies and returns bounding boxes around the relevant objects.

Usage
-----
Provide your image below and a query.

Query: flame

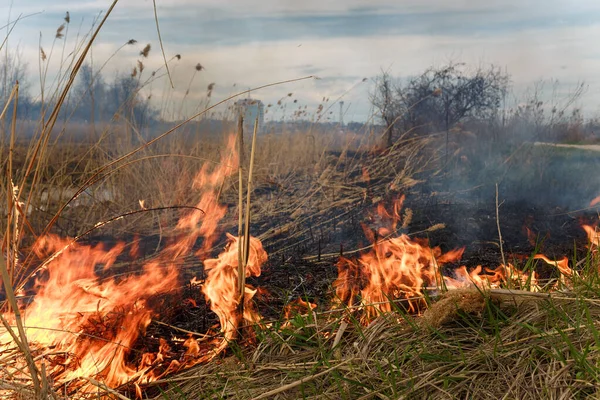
[201,233,267,351]
[332,199,547,322]
[1,234,181,391]
[533,254,573,289]
[171,134,238,260]
[283,298,317,320]
[333,198,466,319]
[583,224,600,251]
[446,265,502,289]
[524,226,537,247]
[0,135,268,395]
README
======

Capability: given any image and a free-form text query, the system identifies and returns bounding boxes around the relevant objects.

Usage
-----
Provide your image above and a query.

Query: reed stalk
[243,117,259,270]
[237,114,245,304]
[1,81,42,396]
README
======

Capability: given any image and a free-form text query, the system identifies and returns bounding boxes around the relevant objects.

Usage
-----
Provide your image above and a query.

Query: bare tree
[74,63,107,125]
[0,48,33,145]
[0,48,30,111]
[371,71,399,147]
[372,63,510,152]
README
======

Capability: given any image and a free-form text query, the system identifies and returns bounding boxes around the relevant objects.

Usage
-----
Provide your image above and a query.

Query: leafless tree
[0,48,29,106]
[371,71,399,147]
[372,63,510,153]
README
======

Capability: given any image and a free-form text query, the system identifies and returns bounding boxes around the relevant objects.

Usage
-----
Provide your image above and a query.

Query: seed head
[140,43,151,58]
[55,24,65,39]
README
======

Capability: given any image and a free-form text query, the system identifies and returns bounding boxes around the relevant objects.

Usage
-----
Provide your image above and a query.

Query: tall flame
[332,198,550,322]
[0,134,269,395]
[202,233,267,351]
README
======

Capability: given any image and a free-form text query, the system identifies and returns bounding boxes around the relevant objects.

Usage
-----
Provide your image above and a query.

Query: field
[3,5,600,400]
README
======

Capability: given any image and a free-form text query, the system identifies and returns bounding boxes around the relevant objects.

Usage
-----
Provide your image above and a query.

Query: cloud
[5,0,600,121]
[38,0,599,20]
[52,2,600,46]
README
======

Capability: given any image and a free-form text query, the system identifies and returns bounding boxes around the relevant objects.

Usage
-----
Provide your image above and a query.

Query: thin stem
[237,114,245,302]
[496,183,507,269]
[243,117,259,268]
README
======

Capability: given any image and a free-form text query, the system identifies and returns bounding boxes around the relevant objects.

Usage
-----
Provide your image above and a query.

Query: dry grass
[0,17,432,396]
[3,4,600,400]
[153,285,600,399]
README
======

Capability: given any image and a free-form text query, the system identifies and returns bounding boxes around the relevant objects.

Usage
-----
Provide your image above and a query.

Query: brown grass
[4,3,598,399]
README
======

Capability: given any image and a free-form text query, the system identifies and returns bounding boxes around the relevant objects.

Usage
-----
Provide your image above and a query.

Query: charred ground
[79,140,600,383]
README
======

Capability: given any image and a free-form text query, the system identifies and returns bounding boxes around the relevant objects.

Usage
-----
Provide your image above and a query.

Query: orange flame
[332,199,548,322]
[333,198,465,319]
[0,135,267,395]
[1,234,180,390]
[534,254,573,289]
[284,298,317,320]
[583,224,600,251]
[202,233,267,350]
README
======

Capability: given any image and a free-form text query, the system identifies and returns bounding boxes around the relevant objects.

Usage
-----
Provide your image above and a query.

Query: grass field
[3,4,600,400]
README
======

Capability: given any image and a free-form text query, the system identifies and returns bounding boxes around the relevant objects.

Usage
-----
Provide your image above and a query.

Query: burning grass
[4,4,600,399]
[154,283,600,399]
[2,177,600,398]
[2,114,600,398]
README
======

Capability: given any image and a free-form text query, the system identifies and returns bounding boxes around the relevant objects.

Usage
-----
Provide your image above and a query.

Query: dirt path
[534,142,600,152]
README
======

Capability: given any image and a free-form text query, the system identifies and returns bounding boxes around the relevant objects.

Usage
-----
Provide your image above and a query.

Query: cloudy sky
[3,0,600,122]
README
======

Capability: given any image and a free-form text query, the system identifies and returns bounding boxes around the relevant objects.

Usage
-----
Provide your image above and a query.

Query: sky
[3,0,600,122]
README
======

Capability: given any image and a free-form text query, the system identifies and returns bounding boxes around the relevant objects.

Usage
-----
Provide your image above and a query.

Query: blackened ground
[81,178,598,336]
[250,191,597,317]
[65,143,600,381]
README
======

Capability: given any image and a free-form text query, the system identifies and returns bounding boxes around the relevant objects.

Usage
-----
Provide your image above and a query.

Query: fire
[0,135,269,396]
[583,224,600,251]
[333,198,466,319]
[1,234,182,392]
[331,198,557,322]
[0,136,590,397]
[283,298,317,320]
[334,234,467,318]
[533,254,573,289]
[202,233,267,351]
[171,134,238,260]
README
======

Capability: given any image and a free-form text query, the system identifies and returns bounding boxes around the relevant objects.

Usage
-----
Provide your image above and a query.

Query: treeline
[1,58,158,127]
